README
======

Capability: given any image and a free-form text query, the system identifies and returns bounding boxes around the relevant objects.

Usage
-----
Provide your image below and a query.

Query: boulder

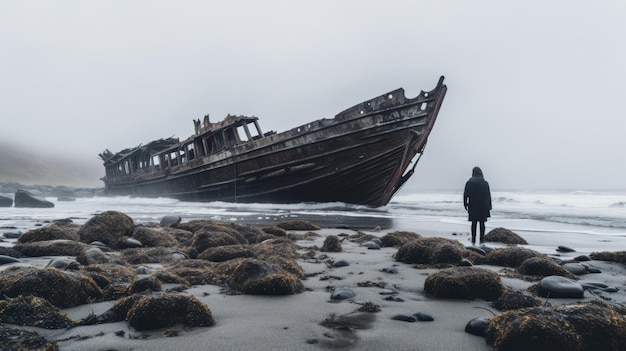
[17,225,79,243]
[78,211,135,247]
[131,226,178,247]
[14,239,90,257]
[490,290,542,311]
[0,295,75,329]
[276,220,320,231]
[481,247,543,268]
[589,251,626,264]
[424,266,506,301]
[122,247,187,264]
[188,225,248,258]
[517,257,576,279]
[536,276,584,298]
[126,294,215,331]
[223,258,304,295]
[485,303,626,350]
[130,277,162,293]
[484,227,528,245]
[380,231,421,247]
[197,244,255,262]
[0,326,58,351]
[0,195,13,207]
[14,189,54,208]
[321,235,342,252]
[395,237,465,265]
[0,267,103,308]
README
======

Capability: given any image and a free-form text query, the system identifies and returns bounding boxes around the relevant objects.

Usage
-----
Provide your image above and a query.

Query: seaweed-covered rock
[197,244,255,262]
[126,294,215,331]
[0,267,103,308]
[490,290,542,311]
[590,251,626,264]
[380,231,421,247]
[321,235,343,252]
[254,239,301,260]
[123,247,187,264]
[517,257,576,279]
[424,266,506,301]
[81,264,138,284]
[130,277,162,293]
[17,225,78,243]
[276,220,320,231]
[188,225,248,258]
[13,239,90,257]
[78,211,135,247]
[131,226,179,247]
[222,222,265,243]
[261,226,288,237]
[0,326,59,351]
[395,237,464,265]
[484,227,528,245]
[225,258,304,295]
[482,247,543,268]
[485,303,626,351]
[262,254,305,279]
[0,295,75,329]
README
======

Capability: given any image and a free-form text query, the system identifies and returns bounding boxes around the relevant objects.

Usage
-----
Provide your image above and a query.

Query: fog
[1,1,625,191]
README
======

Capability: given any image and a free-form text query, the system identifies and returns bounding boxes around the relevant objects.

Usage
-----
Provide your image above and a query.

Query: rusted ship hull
[101,77,447,207]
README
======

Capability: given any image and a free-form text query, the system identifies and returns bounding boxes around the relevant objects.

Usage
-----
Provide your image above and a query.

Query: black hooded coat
[463,167,492,222]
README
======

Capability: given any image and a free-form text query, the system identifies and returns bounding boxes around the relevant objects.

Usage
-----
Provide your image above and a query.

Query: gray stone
[14,189,54,208]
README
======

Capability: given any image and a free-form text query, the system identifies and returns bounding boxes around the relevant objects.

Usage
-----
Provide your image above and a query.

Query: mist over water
[393,189,626,232]
[1,189,625,239]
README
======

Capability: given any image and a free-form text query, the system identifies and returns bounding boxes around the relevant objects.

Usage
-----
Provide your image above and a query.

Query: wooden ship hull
[100,77,447,207]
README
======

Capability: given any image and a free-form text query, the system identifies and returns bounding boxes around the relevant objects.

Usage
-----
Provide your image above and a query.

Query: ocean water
[1,189,625,252]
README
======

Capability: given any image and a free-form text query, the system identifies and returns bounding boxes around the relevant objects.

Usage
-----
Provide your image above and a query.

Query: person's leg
[470,221,477,244]
[479,221,486,244]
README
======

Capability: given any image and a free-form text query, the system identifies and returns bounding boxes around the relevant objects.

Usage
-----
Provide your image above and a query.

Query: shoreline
[2,207,626,350]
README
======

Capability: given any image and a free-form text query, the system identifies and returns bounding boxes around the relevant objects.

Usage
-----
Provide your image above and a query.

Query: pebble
[363,241,380,250]
[391,314,416,322]
[382,267,398,274]
[383,295,404,302]
[332,259,350,268]
[459,258,473,267]
[465,317,490,336]
[125,238,143,248]
[413,312,434,321]
[330,286,355,300]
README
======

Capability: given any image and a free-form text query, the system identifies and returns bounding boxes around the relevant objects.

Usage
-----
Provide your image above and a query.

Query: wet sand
[2,217,626,351]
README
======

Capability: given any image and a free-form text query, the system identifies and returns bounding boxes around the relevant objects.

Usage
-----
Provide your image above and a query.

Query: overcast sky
[1,0,625,191]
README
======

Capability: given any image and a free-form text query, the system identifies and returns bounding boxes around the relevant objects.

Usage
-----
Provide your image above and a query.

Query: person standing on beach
[463,166,492,245]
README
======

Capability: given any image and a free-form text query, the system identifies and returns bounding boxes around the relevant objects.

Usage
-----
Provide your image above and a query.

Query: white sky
[1,0,625,190]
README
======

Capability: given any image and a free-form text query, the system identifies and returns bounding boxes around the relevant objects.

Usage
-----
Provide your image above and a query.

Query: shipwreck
[99,76,447,206]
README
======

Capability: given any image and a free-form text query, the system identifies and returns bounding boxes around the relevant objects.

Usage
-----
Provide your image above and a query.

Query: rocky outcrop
[14,189,54,208]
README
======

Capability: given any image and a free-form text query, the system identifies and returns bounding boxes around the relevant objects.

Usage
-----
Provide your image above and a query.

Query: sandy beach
[2,212,626,351]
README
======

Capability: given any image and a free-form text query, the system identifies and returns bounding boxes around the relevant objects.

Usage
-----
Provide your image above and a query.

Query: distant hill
[0,141,103,187]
